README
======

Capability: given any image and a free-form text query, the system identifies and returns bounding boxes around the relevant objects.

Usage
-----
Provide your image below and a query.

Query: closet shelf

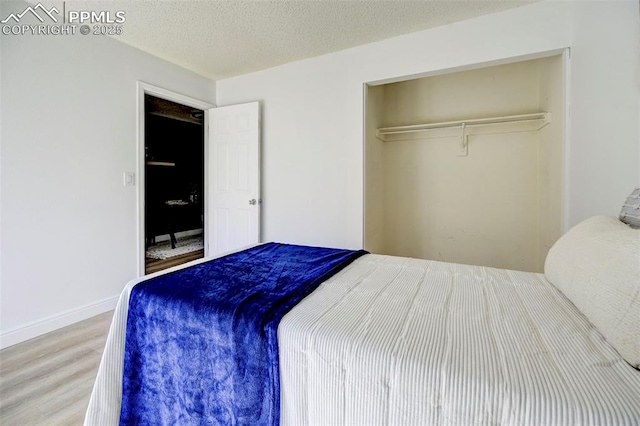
[146,161,176,167]
[376,112,551,142]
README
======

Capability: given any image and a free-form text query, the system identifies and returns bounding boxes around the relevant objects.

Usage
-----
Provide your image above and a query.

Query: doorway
[144,94,205,274]
[136,83,262,276]
[364,54,566,273]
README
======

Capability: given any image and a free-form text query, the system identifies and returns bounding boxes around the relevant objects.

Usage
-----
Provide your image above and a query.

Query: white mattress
[86,253,640,425]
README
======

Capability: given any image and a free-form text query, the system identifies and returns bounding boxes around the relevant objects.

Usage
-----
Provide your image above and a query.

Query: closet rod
[377,112,550,137]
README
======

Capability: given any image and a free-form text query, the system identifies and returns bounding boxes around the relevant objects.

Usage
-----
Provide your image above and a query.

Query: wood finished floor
[0,311,113,425]
[145,249,204,274]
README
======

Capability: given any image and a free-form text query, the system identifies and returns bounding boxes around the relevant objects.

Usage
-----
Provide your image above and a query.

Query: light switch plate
[124,172,136,186]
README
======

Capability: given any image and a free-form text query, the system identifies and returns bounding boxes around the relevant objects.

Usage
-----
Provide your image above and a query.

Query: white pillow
[545,216,640,368]
[619,187,640,228]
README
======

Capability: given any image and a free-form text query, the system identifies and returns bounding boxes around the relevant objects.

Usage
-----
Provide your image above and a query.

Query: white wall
[380,60,541,127]
[363,85,385,254]
[216,0,640,251]
[0,1,216,347]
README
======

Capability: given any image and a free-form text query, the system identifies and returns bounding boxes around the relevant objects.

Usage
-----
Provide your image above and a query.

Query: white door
[208,102,260,255]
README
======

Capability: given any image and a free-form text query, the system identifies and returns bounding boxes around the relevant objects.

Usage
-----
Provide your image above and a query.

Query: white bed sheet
[86,253,640,425]
[279,254,640,425]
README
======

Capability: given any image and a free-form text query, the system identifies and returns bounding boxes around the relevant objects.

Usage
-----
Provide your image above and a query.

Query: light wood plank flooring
[0,311,113,425]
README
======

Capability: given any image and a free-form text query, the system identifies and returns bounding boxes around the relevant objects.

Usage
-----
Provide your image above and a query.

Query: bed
[85,215,640,425]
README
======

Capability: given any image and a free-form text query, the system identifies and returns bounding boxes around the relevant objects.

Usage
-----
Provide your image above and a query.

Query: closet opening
[144,94,205,274]
[364,54,565,273]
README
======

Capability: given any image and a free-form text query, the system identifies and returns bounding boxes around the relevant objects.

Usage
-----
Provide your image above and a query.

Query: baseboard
[0,295,119,350]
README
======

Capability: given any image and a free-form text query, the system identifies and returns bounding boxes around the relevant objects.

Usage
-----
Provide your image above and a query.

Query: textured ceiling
[68,1,536,80]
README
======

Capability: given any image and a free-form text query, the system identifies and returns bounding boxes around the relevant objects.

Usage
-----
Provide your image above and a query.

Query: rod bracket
[458,122,468,157]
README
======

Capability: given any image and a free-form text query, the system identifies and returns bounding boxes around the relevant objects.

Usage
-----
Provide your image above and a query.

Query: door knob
[249,199,257,205]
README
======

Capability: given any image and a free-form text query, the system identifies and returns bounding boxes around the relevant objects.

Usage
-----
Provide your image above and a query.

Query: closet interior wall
[364,56,563,273]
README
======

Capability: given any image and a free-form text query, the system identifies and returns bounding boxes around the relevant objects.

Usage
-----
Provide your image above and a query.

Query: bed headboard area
[545,215,640,368]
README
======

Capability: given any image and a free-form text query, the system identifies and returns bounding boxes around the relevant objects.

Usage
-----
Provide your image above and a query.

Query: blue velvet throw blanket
[120,243,367,425]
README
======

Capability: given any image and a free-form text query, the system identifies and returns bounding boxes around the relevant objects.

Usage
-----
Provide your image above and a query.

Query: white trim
[561,48,571,233]
[137,82,213,111]
[136,82,214,277]
[361,82,368,250]
[204,108,211,255]
[366,48,569,87]
[0,295,119,349]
